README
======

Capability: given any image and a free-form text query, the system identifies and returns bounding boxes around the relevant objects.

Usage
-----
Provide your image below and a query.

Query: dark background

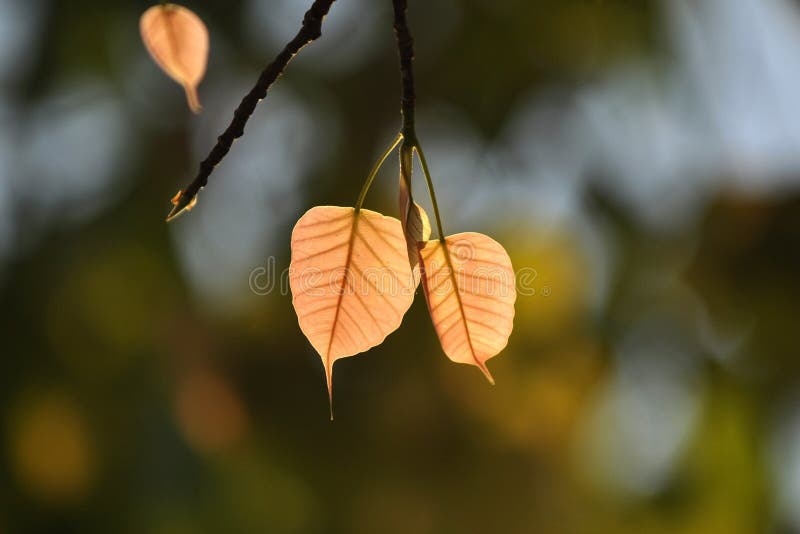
[1,0,799,532]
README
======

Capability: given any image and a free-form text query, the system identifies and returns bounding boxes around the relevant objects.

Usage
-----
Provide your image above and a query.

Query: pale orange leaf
[140,4,209,113]
[398,147,431,287]
[289,206,415,417]
[419,233,516,383]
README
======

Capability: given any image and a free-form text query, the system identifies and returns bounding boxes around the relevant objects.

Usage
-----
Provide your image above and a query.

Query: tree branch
[392,0,416,138]
[167,0,337,221]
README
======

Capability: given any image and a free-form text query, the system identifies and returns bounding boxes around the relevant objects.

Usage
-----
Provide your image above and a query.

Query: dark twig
[393,0,447,240]
[166,0,336,221]
[392,0,416,139]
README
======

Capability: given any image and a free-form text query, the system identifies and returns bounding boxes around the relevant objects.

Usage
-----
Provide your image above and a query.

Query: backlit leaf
[140,3,209,113]
[419,233,516,383]
[289,206,415,417]
[398,146,431,287]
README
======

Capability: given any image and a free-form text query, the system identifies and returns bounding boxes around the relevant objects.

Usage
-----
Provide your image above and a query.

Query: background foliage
[1,0,799,532]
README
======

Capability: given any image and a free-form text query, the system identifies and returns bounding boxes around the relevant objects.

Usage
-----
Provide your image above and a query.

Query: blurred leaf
[140,3,209,113]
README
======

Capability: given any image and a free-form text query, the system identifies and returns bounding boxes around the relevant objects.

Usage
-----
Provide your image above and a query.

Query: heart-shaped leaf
[289,206,415,417]
[398,146,431,287]
[140,3,209,113]
[419,233,516,383]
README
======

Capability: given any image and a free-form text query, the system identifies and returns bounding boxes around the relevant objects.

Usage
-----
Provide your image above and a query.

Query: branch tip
[166,189,198,222]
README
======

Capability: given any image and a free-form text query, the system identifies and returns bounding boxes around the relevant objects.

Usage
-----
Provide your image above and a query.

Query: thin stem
[166,0,337,221]
[399,138,413,190]
[414,145,446,242]
[392,0,415,138]
[355,133,403,212]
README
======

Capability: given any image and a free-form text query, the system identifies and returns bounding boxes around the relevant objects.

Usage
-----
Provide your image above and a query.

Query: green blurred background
[1,0,799,532]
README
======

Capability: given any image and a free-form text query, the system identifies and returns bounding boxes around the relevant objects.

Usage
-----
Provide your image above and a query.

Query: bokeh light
[7,389,96,505]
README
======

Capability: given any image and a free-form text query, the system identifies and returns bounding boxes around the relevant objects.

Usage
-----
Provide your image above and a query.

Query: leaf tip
[326,361,334,421]
[479,362,496,386]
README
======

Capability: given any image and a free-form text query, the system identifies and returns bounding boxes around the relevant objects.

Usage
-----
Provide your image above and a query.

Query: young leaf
[419,232,516,383]
[289,206,415,417]
[140,3,209,113]
[398,146,431,287]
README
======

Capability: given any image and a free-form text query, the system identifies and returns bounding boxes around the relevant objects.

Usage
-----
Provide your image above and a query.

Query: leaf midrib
[437,238,495,384]
[326,210,359,361]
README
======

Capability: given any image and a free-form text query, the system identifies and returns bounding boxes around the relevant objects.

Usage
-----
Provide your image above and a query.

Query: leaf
[419,233,516,383]
[289,206,415,417]
[140,3,209,113]
[398,146,431,287]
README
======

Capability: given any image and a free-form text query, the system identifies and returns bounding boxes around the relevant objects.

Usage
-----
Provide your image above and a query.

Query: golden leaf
[289,206,415,417]
[419,232,516,383]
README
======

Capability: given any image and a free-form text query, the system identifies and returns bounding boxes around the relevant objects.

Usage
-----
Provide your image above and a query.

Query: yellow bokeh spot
[442,338,604,456]
[506,230,590,341]
[8,390,96,504]
[46,244,174,378]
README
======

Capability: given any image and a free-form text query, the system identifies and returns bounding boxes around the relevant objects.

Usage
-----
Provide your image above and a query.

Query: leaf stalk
[355,133,403,212]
